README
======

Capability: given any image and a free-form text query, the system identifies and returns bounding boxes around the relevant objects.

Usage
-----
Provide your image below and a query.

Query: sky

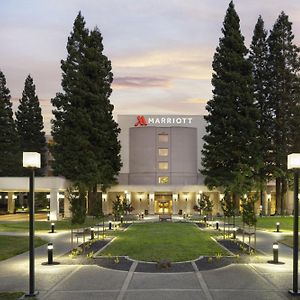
[1,0,300,134]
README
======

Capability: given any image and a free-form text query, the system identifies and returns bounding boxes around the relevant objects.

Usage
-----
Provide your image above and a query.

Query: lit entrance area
[154,193,172,214]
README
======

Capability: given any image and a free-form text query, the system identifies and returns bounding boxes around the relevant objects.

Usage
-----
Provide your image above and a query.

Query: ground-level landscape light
[47,213,50,221]
[273,242,279,263]
[90,227,95,240]
[48,243,53,264]
[109,221,112,230]
[233,227,237,239]
[121,215,123,224]
[204,215,207,224]
[276,222,280,232]
[50,223,55,233]
[215,221,219,230]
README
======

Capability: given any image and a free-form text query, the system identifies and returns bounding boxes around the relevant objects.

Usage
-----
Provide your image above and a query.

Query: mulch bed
[135,261,194,273]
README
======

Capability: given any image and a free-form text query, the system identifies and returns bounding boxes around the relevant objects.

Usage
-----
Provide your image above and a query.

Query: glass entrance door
[154,193,173,214]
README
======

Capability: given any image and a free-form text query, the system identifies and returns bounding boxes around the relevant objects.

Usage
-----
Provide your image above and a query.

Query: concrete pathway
[0,222,297,299]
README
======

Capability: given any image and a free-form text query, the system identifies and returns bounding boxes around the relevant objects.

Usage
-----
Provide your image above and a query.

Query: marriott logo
[134,115,193,127]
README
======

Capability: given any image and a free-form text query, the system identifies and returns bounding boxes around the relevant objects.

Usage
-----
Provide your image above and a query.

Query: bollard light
[90,227,95,240]
[273,242,279,263]
[142,213,144,219]
[120,215,123,224]
[204,215,207,224]
[47,213,50,221]
[47,243,53,265]
[276,222,280,233]
[233,227,237,239]
[50,222,55,233]
[216,221,219,230]
[109,221,112,230]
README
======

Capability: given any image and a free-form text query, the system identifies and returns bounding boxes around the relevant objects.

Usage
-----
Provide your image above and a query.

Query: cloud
[113,76,171,89]
[182,98,208,104]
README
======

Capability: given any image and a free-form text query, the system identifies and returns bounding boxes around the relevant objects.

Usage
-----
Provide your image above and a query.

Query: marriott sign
[134,115,193,127]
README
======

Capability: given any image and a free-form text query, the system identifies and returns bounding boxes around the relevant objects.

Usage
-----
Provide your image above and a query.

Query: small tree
[198,193,207,215]
[67,185,87,225]
[220,191,235,238]
[112,195,124,221]
[203,197,214,219]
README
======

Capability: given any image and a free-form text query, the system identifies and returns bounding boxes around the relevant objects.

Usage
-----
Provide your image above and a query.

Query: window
[158,148,168,156]
[158,134,168,143]
[158,176,169,184]
[158,162,168,170]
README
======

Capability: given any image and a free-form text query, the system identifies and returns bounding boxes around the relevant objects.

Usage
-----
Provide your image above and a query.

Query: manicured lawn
[100,222,228,262]
[0,292,25,300]
[279,235,300,248]
[0,236,46,261]
[0,217,109,232]
[256,216,296,232]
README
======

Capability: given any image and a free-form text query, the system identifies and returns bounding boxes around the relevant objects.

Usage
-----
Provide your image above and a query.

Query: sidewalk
[0,224,297,299]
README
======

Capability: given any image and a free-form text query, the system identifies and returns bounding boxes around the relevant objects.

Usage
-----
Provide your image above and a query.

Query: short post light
[288,153,300,295]
[108,221,112,230]
[90,227,95,240]
[204,215,207,225]
[215,221,219,230]
[47,213,50,221]
[276,222,280,233]
[233,227,237,239]
[48,243,53,265]
[50,222,55,234]
[120,215,123,224]
[273,242,279,264]
[267,194,271,216]
[23,152,40,297]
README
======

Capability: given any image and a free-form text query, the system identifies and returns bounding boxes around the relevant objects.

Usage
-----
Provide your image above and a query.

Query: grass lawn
[0,292,26,300]
[255,216,296,232]
[99,222,228,262]
[0,217,109,232]
[0,236,46,261]
[279,235,300,248]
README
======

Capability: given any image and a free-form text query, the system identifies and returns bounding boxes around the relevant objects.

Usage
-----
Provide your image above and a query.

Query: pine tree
[16,75,46,175]
[0,70,21,176]
[51,13,121,214]
[248,16,273,210]
[267,12,300,214]
[201,1,259,207]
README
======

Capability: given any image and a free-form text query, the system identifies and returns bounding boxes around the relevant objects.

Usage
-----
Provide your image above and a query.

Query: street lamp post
[288,153,300,296]
[23,152,40,297]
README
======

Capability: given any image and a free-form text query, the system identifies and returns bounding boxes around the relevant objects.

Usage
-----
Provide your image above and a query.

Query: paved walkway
[0,220,297,299]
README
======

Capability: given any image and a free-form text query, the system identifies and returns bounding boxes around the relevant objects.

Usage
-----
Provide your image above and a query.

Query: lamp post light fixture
[23,152,40,298]
[288,153,300,296]
[276,222,280,233]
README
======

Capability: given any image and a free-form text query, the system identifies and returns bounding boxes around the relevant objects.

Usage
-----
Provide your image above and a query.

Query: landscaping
[98,222,228,262]
[0,236,46,261]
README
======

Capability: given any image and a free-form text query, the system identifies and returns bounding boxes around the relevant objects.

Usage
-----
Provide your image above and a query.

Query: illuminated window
[158,176,169,184]
[158,162,168,170]
[158,134,168,143]
[158,148,168,156]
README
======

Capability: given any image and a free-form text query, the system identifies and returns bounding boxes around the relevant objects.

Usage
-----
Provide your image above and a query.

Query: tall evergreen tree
[267,12,300,214]
[201,1,259,207]
[0,70,21,176]
[16,75,46,175]
[248,16,273,209]
[51,12,121,214]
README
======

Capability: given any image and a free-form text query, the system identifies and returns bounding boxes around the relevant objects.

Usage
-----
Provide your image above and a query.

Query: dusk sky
[1,0,300,134]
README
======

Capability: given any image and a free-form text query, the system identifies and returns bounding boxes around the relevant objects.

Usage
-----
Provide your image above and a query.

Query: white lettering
[148,118,155,124]
[167,118,171,124]
[176,118,182,124]
[161,118,166,124]
[188,118,193,124]
[182,118,187,124]
[155,118,160,124]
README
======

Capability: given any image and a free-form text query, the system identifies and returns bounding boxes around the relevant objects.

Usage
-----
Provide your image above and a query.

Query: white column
[172,193,178,214]
[50,189,59,221]
[7,192,15,214]
[64,191,71,218]
[149,192,155,214]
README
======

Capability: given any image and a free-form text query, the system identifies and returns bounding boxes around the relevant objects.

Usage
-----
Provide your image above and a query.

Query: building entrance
[154,193,172,214]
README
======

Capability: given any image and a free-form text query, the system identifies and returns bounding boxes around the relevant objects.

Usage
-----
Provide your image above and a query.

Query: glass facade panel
[158,148,168,156]
[158,134,168,143]
[158,176,169,184]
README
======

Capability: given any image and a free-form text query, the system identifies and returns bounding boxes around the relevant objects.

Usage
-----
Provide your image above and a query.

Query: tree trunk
[275,178,281,215]
[281,178,288,215]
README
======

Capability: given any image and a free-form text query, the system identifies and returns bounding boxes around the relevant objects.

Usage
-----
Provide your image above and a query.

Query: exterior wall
[129,126,197,185]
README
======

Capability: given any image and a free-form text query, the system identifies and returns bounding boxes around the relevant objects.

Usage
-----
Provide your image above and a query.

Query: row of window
[158,134,168,183]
